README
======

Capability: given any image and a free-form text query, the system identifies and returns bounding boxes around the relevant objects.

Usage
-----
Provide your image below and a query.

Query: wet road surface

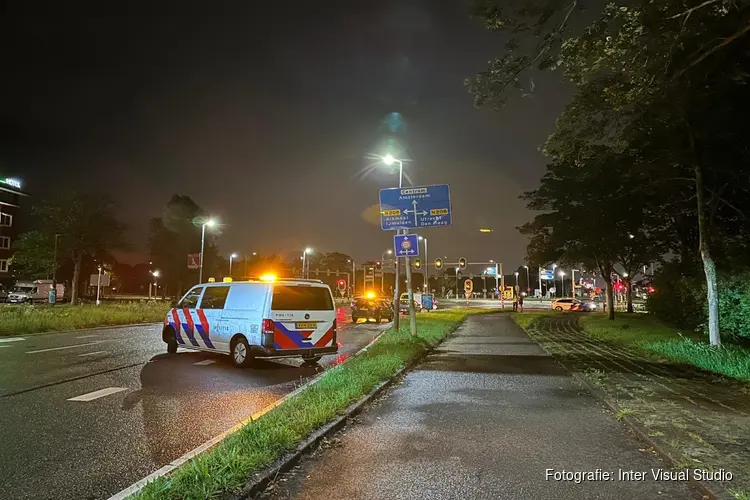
[260,314,700,500]
[0,307,388,500]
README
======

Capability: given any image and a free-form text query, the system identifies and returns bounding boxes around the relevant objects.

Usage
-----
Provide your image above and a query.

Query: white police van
[162,278,338,367]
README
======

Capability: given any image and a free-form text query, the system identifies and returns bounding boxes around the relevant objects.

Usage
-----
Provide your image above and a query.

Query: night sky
[0,1,569,269]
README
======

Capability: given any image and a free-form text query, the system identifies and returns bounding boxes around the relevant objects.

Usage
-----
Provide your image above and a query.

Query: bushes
[648,263,750,340]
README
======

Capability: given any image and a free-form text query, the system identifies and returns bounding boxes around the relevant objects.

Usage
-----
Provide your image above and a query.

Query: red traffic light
[338,280,345,286]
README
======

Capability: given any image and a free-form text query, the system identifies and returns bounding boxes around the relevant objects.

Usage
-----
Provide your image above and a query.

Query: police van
[162,278,338,368]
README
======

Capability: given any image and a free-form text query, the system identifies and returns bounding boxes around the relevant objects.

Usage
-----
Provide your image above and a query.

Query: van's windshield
[272,285,333,311]
[11,286,35,294]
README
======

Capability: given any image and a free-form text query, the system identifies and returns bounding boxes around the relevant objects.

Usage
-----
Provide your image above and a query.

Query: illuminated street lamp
[523,265,530,293]
[559,270,566,297]
[381,154,408,333]
[302,248,313,279]
[514,271,519,288]
[229,253,238,277]
[418,236,429,292]
[382,154,404,189]
[199,219,216,283]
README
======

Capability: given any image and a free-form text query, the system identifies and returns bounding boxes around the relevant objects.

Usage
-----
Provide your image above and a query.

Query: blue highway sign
[379,184,452,230]
[540,269,555,280]
[393,233,420,258]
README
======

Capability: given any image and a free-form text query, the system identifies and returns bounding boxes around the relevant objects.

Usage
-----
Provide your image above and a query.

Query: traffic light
[337,279,346,290]
[458,257,467,270]
[434,258,443,270]
[414,259,421,269]
[375,261,382,271]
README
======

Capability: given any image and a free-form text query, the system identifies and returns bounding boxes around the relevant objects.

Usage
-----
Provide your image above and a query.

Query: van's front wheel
[231,337,253,368]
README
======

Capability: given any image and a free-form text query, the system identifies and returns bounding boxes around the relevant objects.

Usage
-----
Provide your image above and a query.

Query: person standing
[518,293,524,312]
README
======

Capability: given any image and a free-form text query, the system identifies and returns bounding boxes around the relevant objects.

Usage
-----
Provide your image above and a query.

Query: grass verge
[131,308,480,500]
[579,314,750,382]
[509,311,556,330]
[0,302,167,336]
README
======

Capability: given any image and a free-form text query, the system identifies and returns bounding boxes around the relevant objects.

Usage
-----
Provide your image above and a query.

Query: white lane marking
[76,335,97,339]
[193,359,216,366]
[0,345,10,349]
[26,342,100,354]
[78,351,108,357]
[0,337,25,343]
[68,387,127,402]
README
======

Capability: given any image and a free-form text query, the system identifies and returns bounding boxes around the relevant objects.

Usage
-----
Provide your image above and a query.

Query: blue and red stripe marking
[170,309,185,344]
[273,322,335,350]
[181,308,200,346]
[194,309,215,349]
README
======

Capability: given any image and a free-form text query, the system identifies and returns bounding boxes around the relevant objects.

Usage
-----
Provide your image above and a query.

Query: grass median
[0,302,167,336]
[132,308,481,500]
[512,311,750,382]
[579,314,750,382]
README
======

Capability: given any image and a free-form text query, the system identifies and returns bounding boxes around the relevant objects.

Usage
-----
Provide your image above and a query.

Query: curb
[0,321,162,338]
[224,322,466,500]
[515,318,722,500]
[111,323,393,499]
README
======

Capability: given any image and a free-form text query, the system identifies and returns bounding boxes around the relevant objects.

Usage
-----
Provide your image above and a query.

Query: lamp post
[152,270,160,299]
[349,259,355,297]
[302,248,312,279]
[382,154,410,334]
[552,263,558,297]
[538,266,543,299]
[96,265,102,306]
[523,265,530,294]
[381,249,392,293]
[199,219,216,283]
[418,236,428,292]
[514,271,519,289]
[571,269,580,298]
[229,253,238,278]
[559,270,566,297]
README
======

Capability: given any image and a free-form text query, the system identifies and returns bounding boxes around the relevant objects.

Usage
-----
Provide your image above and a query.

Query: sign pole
[393,232,401,331]
[405,255,417,335]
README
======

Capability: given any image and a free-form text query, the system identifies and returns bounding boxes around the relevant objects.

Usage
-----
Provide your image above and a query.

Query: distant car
[552,298,597,312]
[351,297,393,323]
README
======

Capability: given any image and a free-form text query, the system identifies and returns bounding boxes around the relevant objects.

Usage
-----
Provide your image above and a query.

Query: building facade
[0,177,30,285]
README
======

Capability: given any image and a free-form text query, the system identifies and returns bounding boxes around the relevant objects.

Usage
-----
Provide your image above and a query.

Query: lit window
[0,237,9,249]
[0,213,12,227]
[0,260,8,272]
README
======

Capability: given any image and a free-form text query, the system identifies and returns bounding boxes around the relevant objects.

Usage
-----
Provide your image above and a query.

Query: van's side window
[178,287,203,308]
[200,286,230,309]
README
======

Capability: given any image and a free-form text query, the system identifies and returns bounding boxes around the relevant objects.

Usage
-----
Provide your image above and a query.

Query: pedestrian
[512,293,518,312]
[518,293,524,312]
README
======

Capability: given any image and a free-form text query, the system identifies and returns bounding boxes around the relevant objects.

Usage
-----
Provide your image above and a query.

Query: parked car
[351,296,393,323]
[552,298,597,312]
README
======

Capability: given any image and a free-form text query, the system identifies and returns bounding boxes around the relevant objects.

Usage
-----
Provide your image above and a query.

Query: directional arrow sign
[393,233,420,258]
[379,184,452,230]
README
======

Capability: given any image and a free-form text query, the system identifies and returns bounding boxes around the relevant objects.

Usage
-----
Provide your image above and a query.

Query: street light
[199,219,216,283]
[151,270,160,299]
[418,236,428,293]
[381,154,408,333]
[381,249,393,292]
[349,259,355,297]
[302,248,313,279]
[514,271,519,288]
[229,253,238,277]
[96,265,103,306]
[523,265,530,293]
[559,270,566,297]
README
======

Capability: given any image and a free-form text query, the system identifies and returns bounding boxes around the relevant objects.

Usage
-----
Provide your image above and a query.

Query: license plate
[296,322,318,329]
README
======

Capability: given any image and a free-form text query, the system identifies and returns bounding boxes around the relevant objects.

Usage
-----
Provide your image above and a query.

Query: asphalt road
[437,298,553,310]
[0,306,388,500]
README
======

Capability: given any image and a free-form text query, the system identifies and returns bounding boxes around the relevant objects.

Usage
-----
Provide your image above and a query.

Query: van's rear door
[270,284,335,350]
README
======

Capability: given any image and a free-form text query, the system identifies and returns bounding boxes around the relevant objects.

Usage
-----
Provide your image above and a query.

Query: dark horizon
[0,1,570,267]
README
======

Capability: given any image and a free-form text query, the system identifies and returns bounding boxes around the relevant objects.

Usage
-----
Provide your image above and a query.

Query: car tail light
[262,319,275,334]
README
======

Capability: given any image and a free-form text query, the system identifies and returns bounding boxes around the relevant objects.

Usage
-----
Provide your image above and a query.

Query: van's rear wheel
[302,356,322,366]
[231,337,253,368]
[166,336,178,354]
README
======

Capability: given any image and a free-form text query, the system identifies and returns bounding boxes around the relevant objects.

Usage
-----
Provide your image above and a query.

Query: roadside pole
[405,255,416,335]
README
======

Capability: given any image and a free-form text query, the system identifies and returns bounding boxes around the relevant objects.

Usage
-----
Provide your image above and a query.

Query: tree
[472,0,750,345]
[148,195,219,297]
[319,252,354,271]
[10,230,55,279]
[33,194,127,304]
